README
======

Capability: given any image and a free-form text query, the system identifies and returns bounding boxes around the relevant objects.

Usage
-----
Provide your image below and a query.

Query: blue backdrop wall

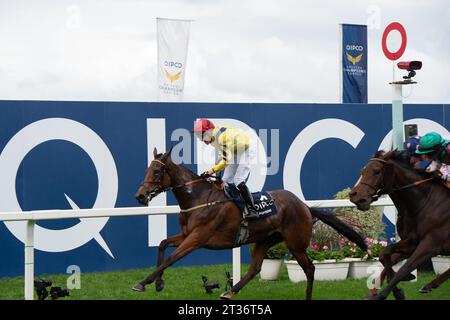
[0,101,448,277]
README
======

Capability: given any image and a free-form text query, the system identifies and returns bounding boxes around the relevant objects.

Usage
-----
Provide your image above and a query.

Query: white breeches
[221,147,255,186]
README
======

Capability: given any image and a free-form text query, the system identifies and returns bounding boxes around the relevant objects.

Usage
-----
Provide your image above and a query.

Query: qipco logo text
[164,61,183,68]
[346,45,364,51]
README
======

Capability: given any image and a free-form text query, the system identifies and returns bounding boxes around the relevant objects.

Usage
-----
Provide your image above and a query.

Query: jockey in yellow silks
[193,118,258,218]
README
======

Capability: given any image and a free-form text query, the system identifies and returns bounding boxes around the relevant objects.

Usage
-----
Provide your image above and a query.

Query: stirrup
[243,208,259,219]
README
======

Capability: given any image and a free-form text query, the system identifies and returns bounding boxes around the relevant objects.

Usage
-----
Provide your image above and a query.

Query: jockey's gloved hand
[430,170,443,180]
[415,159,433,172]
[200,171,212,178]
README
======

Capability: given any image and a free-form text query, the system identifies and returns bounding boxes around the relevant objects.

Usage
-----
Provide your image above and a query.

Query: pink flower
[310,244,318,250]
[323,245,329,250]
[367,249,372,255]
[380,241,388,247]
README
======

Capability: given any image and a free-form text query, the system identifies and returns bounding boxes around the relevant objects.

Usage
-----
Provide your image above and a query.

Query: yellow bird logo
[164,69,182,83]
[346,52,363,65]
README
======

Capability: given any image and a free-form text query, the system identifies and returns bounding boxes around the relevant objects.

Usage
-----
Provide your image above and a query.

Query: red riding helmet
[193,118,215,134]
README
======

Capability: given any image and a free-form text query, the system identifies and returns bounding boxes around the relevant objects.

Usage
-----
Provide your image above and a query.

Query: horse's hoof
[155,279,165,292]
[419,286,431,294]
[365,289,378,299]
[220,291,233,300]
[132,283,146,292]
[367,294,386,301]
[393,288,406,300]
[401,273,416,282]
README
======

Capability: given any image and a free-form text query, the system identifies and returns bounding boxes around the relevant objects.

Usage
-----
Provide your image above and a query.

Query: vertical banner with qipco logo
[340,24,368,103]
[157,17,191,102]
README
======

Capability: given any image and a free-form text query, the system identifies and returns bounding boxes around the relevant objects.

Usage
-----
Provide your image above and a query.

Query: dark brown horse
[350,150,450,300]
[133,148,367,299]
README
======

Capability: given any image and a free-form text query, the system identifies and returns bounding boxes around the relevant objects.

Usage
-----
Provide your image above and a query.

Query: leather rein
[140,159,229,213]
[365,158,433,200]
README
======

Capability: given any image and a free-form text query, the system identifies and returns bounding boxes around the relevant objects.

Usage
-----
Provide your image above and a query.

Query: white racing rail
[0,197,394,300]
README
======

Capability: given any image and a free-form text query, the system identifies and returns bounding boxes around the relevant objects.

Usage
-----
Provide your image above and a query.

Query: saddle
[224,183,278,219]
[222,183,278,246]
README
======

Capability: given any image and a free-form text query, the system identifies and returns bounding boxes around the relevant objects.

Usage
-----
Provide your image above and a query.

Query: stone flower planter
[431,256,450,275]
[259,259,282,281]
[285,260,307,282]
[345,258,383,279]
[285,259,350,282]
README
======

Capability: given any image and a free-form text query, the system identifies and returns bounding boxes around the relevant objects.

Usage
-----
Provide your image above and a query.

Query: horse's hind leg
[419,267,450,293]
[286,245,315,300]
[154,234,185,292]
[220,234,282,300]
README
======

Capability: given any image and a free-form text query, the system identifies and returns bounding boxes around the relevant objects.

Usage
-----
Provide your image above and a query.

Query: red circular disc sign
[382,22,407,61]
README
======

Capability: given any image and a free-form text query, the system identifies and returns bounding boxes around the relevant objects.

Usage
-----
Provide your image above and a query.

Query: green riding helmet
[416,132,444,154]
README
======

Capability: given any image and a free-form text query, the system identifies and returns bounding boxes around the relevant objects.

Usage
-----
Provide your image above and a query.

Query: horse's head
[135,147,173,206]
[350,150,396,211]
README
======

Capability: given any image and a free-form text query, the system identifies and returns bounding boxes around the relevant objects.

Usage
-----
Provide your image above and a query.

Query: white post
[391,84,404,150]
[232,248,241,286]
[391,83,404,242]
[24,220,35,300]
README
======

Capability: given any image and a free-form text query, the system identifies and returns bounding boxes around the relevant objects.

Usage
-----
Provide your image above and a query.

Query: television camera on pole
[382,22,422,247]
[382,22,422,150]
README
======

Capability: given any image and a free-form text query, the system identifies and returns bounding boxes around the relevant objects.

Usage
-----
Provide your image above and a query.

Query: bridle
[139,158,229,212]
[360,158,388,201]
[140,159,205,200]
[361,158,433,201]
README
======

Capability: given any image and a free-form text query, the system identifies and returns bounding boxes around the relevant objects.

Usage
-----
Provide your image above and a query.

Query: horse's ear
[162,147,173,161]
[383,149,396,161]
[373,150,385,158]
[153,147,158,159]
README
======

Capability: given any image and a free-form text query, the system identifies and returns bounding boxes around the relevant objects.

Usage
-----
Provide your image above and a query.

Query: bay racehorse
[133,148,367,299]
[350,150,450,300]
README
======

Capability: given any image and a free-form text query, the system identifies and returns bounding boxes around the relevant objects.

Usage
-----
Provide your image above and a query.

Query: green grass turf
[0,264,448,300]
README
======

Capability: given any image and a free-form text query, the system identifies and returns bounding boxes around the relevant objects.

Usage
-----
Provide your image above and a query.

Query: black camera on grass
[50,287,70,300]
[34,278,70,300]
[34,278,52,300]
[201,275,220,294]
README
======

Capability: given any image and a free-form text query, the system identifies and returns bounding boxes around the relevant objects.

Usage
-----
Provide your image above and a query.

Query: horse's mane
[375,149,431,179]
[157,151,216,181]
[373,149,410,165]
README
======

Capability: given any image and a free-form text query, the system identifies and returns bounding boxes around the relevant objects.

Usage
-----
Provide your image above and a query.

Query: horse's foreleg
[380,241,416,280]
[380,252,410,286]
[133,232,204,292]
[419,267,450,293]
[154,234,185,292]
[380,240,413,280]
[372,237,438,300]
[378,240,417,300]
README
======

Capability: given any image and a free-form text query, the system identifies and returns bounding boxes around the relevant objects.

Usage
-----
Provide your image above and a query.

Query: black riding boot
[237,182,259,219]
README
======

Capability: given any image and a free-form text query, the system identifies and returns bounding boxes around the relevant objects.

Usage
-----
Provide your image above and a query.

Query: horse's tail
[309,207,368,251]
